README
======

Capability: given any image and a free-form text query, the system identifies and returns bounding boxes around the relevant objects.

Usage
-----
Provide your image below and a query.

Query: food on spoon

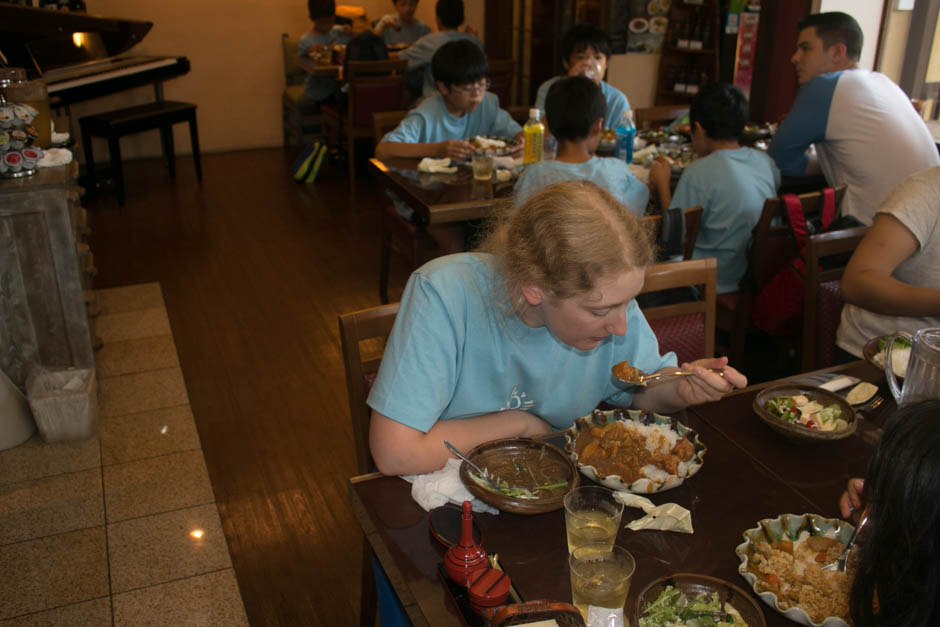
[747,530,854,623]
[873,336,912,377]
[639,585,748,627]
[612,360,641,382]
[574,419,695,483]
[765,394,847,432]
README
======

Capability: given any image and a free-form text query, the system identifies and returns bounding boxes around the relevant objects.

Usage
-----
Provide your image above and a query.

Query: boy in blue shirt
[536,24,629,132]
[398,0,479,100]
[297,0,352,104]
[376,39,522,161]
[650,84,780,294]
[374,0,431,46]
[515,76,648,215]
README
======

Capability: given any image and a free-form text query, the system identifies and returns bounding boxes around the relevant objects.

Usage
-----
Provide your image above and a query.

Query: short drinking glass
[471,151,494,181]
[569,543,635,621]
[564,486,624,553]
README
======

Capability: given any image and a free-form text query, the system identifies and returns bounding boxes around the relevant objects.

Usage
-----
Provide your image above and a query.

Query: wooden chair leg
[107,134,125,206]
[80,124,96,196]
[188,112,203,182]
[163,125,177,178]
[379,212,393,304]
[347,130,356,182]
[360,542,378,627]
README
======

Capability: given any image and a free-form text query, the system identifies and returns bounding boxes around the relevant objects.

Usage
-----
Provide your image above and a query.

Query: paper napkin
[417,157,457,174]
[613,491,693,533]
[402,458,499,515]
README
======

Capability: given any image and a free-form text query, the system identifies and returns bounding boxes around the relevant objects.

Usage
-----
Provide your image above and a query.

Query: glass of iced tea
[569,543,635,622]
[471,150,493,181]
[564,486,624,553]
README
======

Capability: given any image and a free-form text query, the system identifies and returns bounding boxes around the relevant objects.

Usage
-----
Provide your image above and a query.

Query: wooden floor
[86,149,408,626]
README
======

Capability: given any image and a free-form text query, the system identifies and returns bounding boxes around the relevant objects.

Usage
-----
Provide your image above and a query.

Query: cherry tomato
[805,419,819,430]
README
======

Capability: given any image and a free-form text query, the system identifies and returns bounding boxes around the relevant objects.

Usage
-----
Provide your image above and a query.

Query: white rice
[618,420,679,456]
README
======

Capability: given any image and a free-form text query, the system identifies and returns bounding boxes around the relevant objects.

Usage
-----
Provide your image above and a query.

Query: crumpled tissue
[402,458,499,515]
[417,157,457,174]
[491,155,522,170]
[38,148,73,168]
[614,491,693,533]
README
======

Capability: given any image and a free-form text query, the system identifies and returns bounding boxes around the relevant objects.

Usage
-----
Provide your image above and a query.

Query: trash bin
[26,366,98,443]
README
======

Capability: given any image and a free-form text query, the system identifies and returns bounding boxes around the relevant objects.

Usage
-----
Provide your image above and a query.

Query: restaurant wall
[607,53,659,110]
[77,0,485,159]
[879,9,912,83]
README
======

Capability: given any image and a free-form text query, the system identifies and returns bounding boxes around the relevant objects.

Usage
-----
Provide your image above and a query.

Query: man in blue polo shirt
[768,11,938,225]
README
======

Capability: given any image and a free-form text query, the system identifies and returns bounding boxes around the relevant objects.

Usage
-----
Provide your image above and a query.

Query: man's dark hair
[689,83,748,140]
[436,0,464,29]
[431,39,487,88]
[545,76,606,141]
[308,0,335,21]
[560,24,611,67]
[797,12,863,61]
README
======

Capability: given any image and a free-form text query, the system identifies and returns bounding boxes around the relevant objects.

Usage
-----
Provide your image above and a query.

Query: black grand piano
[0,4,190,106]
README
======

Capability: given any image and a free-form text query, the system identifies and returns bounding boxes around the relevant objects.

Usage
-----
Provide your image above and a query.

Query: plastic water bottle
[523,108,544,164]
[615,109,636,164]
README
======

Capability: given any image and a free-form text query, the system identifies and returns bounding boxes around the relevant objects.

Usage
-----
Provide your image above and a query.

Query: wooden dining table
[369,157,517,224]
[347,359,891,626]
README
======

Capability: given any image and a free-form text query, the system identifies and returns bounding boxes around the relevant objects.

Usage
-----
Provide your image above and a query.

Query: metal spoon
[822,506,870,572]
[611,362,726,387]
[443,440,501,491]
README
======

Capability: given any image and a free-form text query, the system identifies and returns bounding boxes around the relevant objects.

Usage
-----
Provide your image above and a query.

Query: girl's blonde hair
[478,180,656,315]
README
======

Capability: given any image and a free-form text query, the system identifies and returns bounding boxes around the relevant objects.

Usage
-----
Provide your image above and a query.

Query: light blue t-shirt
[382,92,522,144]
[298,28,353,102]
[367,253,676,432]
[514,156,649,215]
[670,147,781,294]
[398,31,481,98]
[378,14,431,45]
[535,78,629,131]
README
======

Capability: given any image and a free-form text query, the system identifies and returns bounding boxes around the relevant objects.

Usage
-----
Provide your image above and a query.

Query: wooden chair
[322,58,408,181]
[640,257,717,364]
[488,58,515,107]
[715,185,848,366]
[802,225,867,371]
[508,105,531,127]
[338,302,400,627]
[641,205,703,261]
[635,105,689,131]
[281,33,322,146]
[373,110,442,304]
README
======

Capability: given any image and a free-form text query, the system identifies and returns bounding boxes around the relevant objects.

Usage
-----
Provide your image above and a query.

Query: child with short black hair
[374,0,431,45]
[535,24,629,131]
[514,76,648,215]
[650,83,780,294]
[398,0,480,100]
[376,39,521,161]
[298,0,352,104]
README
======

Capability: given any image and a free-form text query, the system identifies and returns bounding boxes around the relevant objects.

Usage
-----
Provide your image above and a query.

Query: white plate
[735,513,854,627]
[564,409,706,494]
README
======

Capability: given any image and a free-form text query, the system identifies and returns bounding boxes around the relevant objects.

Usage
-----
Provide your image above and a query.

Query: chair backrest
[640,257,717,364]
[801,225,868,371]
[640,205,703,261]
[339,302,400,474]
[508,105,530,126]
[749,185,848,289]
[282,33,305,87]
[373,110,409,145]
[488,58,515,107]
[635,105,689,131]
[347,58,409,129]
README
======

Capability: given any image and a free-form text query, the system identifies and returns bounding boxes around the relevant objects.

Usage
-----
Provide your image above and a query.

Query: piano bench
[79,101,201,206]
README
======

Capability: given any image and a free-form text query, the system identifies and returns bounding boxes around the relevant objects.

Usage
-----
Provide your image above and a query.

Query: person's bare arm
[649,157,673,209]
[631,357,747,414]
[841,213,940,316]
[369,410,553,475]
[375,140,474,161]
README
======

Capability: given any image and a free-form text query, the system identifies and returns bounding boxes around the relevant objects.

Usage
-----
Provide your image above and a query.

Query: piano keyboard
[47,57,180,94]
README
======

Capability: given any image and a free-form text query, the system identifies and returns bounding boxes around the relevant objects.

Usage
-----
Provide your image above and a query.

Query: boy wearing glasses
[514,76,648,215]
[398,0,479,100]
[376,39,522,161]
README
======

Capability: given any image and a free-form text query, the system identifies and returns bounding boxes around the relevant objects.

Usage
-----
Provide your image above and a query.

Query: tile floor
[0,283,249,626]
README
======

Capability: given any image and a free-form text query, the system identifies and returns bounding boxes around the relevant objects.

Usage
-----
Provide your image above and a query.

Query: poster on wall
[625,0,670,54]
[732,12,759,99]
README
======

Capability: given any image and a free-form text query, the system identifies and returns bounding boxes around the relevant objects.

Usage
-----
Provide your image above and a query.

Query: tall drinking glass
[569,543,635,622]
[564,486,624,553]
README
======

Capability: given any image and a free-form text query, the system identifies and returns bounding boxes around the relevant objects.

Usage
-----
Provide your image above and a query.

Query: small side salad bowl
[753,384,856,445]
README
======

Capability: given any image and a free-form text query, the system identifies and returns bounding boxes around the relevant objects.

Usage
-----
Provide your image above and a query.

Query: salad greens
[639,585,748,627]
[878,336,912,352]
[468,470,568,499]
[766,395,846,432]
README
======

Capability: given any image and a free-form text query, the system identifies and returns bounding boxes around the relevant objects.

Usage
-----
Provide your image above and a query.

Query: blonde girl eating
[368,181,746,475]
